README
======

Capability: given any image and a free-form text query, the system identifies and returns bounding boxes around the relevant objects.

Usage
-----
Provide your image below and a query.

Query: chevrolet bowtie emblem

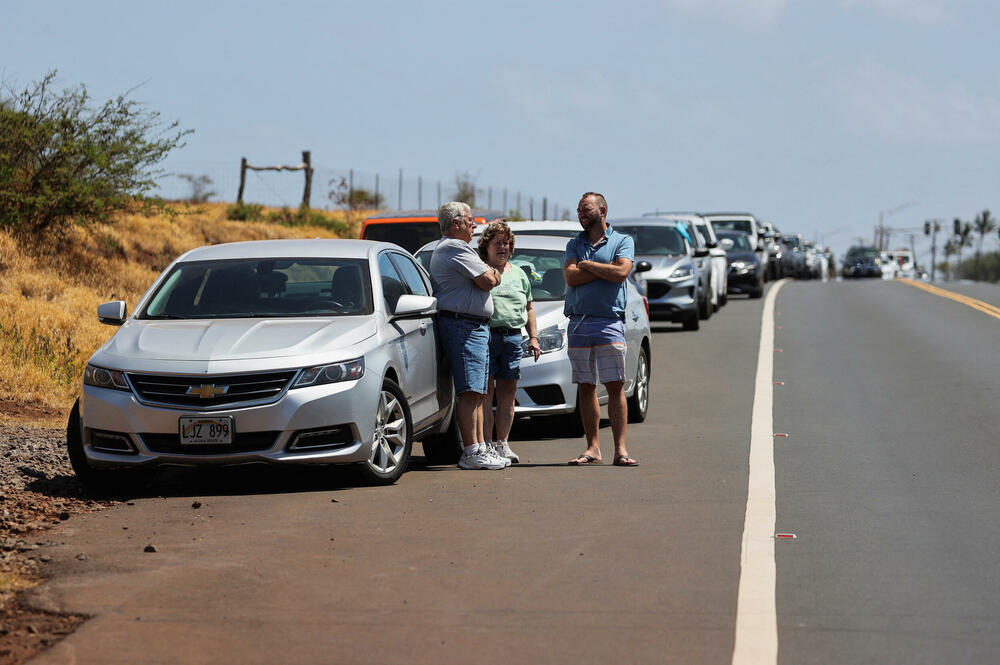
[186,384,229,399]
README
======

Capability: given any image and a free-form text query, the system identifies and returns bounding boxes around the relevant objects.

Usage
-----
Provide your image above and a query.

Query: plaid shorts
[567,315,626,385]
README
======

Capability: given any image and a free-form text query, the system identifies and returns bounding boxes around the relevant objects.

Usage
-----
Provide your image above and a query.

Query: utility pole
[925,219,942,282]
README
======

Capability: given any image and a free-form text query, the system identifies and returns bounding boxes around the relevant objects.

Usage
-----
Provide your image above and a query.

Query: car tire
[66,399,143,497]
[626,345,650,424]
[698,285,712,320]
[421,412,462,464]
[750,279,764,299]
[554,393,585,438]
[682,309,700,330]
[357,379,412,485]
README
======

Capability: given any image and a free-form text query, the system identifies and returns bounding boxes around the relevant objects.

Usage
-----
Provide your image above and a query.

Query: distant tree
[0,70,191,236]
[328,176,383,211]
[453,171,476,206]
[506,209,525,221]
[973,209,996,280]
[953,219,973,273]
[943,237,959,280]
[178,173,216,203]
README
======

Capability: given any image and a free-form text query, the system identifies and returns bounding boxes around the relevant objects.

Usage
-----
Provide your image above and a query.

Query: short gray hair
[438,201,471,233]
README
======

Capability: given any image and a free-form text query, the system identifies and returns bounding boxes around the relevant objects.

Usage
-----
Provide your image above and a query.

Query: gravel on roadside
[0,424,113,665]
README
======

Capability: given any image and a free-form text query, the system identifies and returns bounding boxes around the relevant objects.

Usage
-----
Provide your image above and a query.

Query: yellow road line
[897,278,1000,321]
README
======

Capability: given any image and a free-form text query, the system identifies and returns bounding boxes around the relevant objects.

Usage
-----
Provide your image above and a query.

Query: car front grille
[127,370,297,409]
[645,281,671,300]
[523,385,565,406]
[139,431,281,455]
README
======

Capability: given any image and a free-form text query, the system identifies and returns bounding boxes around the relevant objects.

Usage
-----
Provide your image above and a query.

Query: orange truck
[360,209,503,254]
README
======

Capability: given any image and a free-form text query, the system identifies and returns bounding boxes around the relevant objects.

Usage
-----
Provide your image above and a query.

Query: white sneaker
[489,442,512,467]
[458,446,506,470]
[497,441,519,464]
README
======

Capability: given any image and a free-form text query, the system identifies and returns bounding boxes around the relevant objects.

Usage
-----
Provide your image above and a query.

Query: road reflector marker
[774,381,784,386]
[774,433,788,437]
[775,533,797,539]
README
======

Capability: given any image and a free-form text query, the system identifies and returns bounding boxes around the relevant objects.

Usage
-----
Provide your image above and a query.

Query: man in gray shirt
[429,202,506,470]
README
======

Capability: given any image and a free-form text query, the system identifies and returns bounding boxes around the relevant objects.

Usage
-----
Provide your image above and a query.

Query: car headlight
[293,358,365,388]
[523,325,565,355]
[83,364,130,391]
[667,266,693,282]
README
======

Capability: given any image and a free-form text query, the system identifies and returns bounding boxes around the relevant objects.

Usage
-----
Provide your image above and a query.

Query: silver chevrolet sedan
[68,239,455,492]
[416,235,651,436]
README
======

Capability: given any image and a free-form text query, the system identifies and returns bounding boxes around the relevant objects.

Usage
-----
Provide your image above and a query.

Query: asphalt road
[26,278,1000,665]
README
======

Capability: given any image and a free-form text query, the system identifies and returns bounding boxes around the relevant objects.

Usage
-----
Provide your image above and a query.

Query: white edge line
[731,279,786,665]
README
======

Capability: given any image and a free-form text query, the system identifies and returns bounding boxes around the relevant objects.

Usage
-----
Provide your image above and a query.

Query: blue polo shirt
[563,225,635,318]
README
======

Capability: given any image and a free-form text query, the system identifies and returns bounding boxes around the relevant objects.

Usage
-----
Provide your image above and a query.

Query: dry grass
[0,203,359,425]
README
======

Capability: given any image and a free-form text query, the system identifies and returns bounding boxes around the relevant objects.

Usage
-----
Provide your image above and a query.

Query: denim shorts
[567,315,626,385]
[436,317,489,395]
[488,329,523,381]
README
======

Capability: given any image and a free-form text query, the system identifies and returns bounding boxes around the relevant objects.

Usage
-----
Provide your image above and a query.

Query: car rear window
[362,222,441,254]
[615,226,686,256]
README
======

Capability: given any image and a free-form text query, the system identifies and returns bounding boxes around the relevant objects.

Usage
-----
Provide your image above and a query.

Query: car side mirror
[97,300,127,326]
[391,294,437,321]
[694,247,710,258]
[634,260,653,274]
[706,239,718,249]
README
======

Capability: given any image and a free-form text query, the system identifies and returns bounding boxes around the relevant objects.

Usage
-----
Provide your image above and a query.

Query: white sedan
[69,239,455,492]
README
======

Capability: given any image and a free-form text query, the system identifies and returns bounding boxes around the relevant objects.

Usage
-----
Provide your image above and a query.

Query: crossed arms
[563,257,633,286]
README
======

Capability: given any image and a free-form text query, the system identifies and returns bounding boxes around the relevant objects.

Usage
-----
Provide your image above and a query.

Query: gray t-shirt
[429,238,494,318]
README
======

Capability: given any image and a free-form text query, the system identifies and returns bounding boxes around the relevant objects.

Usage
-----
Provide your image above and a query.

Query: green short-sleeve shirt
[489,266,533,330]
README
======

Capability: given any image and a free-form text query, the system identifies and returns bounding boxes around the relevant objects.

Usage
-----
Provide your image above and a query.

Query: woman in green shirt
[478,221,541,463]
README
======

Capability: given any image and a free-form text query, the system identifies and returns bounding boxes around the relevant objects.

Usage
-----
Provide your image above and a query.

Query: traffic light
[954,219,961,235]
[924,221,931,235]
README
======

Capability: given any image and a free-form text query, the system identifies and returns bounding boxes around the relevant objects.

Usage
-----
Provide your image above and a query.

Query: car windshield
[848,248,879,259]
[615,225,686,256]
[782,236,801,248]
[711,220,754,235]
[721,235,753,252]
[139,258,372,319]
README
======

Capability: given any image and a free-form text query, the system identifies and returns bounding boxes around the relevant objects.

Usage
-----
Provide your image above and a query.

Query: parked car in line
[474,220,582,239]
[415,235,652,436]
[779,233,806,278]
[759,221,783,280]
[717,230,764,298]
[612,217,707,330]
[842,246,882,278]
[642,213,717,319]
[693,218,729,310]
[69,239,458,493]
[880,248,915,279]
[361,209,502,254]
[705,213,767,278]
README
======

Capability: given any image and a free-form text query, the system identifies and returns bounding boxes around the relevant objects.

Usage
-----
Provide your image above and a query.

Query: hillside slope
[0,203,356,425]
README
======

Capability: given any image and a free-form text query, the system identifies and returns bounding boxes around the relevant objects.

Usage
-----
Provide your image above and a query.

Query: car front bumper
[79,371,382,469]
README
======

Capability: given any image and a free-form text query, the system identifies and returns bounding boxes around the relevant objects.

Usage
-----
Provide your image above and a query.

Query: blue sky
[4,0,999,261]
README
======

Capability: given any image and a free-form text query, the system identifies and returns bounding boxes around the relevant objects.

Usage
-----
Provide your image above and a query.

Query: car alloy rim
[370,389,407,473]
[636,353,649,414]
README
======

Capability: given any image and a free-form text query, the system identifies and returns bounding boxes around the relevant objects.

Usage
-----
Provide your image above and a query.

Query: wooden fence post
[301,151,312,208]
[237,157,247,203]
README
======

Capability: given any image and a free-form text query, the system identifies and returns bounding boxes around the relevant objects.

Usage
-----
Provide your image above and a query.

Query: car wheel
[66,399,143,497]
[682,309,700,330]
[750,278,764,299]
[358,379,412,485]
[626,345,649,424]
[698,285,712,320]
[554,393,585,438]
[421,412,462,464]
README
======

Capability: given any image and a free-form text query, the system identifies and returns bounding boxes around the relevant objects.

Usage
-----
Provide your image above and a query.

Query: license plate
[179,416,234,445]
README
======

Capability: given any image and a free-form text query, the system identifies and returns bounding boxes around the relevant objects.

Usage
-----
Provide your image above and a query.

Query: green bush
[225,201,265,221]
[0,70,191,236]
[266,204,348,235]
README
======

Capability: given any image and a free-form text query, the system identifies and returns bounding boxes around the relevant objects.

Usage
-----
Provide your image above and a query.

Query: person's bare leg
[483,377,496,442]
[605,380,629,459]
[456,391,483,448]
[569,382,602,462]
[494,378,517,443]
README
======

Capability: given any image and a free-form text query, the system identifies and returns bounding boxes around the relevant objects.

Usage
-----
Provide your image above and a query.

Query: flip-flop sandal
[568,454,602,465]
[613,455,639,466]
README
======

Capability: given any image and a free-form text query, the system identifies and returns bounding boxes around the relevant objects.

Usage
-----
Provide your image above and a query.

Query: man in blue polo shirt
[563,192,639,467]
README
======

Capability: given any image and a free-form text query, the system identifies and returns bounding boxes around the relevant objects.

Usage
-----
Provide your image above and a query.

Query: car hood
[531,300,567,330]
[93,318,378,371]
[726,251,758,263]
[634,253,691,277]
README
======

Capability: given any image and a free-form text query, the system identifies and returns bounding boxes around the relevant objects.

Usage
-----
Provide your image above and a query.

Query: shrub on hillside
[0,71,192,237]
[226,201,265,221]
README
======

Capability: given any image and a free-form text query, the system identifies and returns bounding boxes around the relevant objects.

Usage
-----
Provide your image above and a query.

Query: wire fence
[154,161,572,220]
